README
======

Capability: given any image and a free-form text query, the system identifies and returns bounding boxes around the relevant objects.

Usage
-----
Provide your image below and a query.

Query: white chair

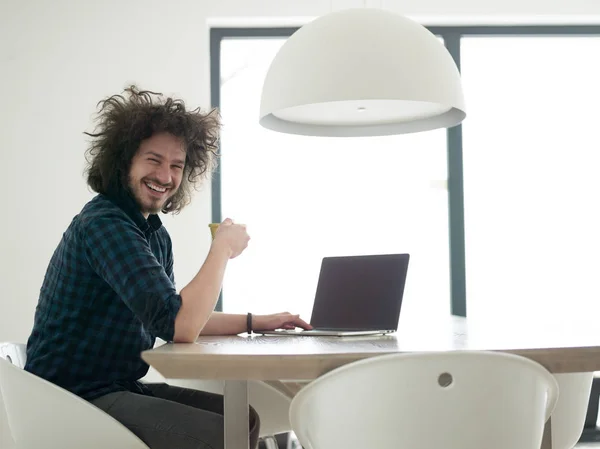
[290,350,559,449]
[0,343,149,449]
[0,343,24,449]
[0,343,27,368]
[551,373,594,449]
[170,378,293,449]
[0,343,291,448]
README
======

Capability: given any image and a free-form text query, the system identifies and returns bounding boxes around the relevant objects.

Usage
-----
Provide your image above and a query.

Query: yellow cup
[209,223,220,240]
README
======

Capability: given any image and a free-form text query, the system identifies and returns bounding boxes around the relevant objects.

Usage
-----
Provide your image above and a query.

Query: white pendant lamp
[259,8,466,137]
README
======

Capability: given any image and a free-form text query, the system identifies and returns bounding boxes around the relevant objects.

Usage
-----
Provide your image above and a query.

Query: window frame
[209,24,600,314]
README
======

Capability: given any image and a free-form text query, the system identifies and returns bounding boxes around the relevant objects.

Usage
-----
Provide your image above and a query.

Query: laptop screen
[309,253,410,331]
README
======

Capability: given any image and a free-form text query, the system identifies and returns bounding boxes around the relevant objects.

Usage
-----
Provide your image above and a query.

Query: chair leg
[263,435,280,449]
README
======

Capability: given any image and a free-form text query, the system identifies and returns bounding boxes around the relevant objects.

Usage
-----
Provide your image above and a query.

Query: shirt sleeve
[82,210,182,342]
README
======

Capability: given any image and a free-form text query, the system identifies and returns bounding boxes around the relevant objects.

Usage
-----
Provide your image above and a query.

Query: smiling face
[128,132,186,217]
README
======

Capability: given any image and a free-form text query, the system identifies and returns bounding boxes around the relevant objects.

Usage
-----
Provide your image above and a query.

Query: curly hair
[84,85,220,214]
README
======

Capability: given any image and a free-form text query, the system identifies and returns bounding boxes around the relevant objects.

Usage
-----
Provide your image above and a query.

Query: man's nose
[154,163,172,185]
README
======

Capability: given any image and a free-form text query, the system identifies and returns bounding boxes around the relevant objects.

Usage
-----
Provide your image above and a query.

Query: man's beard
[128,178,176,216]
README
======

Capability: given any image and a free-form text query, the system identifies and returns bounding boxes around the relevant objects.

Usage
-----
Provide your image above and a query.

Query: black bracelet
[246,312,253,335]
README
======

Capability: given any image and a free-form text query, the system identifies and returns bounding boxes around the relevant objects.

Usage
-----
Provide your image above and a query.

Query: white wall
[1,0,600,446]
[0,1,213,445]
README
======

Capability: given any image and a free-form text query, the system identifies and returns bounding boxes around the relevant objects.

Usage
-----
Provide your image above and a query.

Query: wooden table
[142,316,600,449]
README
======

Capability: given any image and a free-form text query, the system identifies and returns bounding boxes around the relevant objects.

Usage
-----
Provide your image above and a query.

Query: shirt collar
[105,188,163,235]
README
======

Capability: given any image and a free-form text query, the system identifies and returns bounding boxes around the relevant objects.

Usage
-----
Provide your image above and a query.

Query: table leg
[541,417,552,449]
[224,380,249,449]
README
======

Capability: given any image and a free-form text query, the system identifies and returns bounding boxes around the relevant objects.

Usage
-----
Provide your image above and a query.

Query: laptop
[261,253,410,337]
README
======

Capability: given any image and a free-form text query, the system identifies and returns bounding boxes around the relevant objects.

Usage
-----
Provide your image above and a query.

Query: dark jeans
[91,383,260,449]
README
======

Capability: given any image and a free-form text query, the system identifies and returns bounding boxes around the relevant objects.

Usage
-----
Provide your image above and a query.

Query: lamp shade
[259,8,466,137]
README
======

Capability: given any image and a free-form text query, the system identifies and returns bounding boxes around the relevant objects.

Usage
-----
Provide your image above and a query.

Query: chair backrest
[0,356,149,449]
[290,350,558,449]
[0,343,23,449]
[552,373,594,449]
[0,343,27,368]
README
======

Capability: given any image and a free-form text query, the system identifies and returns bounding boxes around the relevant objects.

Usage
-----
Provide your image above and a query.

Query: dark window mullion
[210,29,224,311]
[443,31,467,317]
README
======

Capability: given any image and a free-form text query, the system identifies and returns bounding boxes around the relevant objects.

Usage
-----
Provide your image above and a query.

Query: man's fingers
[292,316,312,330]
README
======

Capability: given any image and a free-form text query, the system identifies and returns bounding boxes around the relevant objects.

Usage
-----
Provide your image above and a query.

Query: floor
[277,431,600,448]
[281,437,600,449]
[281,436,600,448]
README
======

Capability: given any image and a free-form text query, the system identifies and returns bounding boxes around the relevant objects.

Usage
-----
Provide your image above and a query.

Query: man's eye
[148,158,160,163]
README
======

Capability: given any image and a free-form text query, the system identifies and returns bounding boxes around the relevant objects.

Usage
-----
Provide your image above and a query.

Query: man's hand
[211,218,250,259]
[252,312,313,331]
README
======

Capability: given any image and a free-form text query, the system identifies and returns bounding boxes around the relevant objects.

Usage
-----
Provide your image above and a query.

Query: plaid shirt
[24,192,182,401]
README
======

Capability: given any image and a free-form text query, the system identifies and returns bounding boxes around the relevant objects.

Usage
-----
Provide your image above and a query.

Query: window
[219,37,450,321]
[462,36,600,324]
[213,27,600,324]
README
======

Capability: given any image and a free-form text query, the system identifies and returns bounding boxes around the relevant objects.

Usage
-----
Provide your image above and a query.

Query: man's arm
[173,219,250,342]
[173,244,230,342]
[199,312,313,336]
[199,312,246,335]
[84,211,182,342]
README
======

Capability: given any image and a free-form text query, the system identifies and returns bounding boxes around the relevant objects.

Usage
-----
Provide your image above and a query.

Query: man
[24,86,311,449]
